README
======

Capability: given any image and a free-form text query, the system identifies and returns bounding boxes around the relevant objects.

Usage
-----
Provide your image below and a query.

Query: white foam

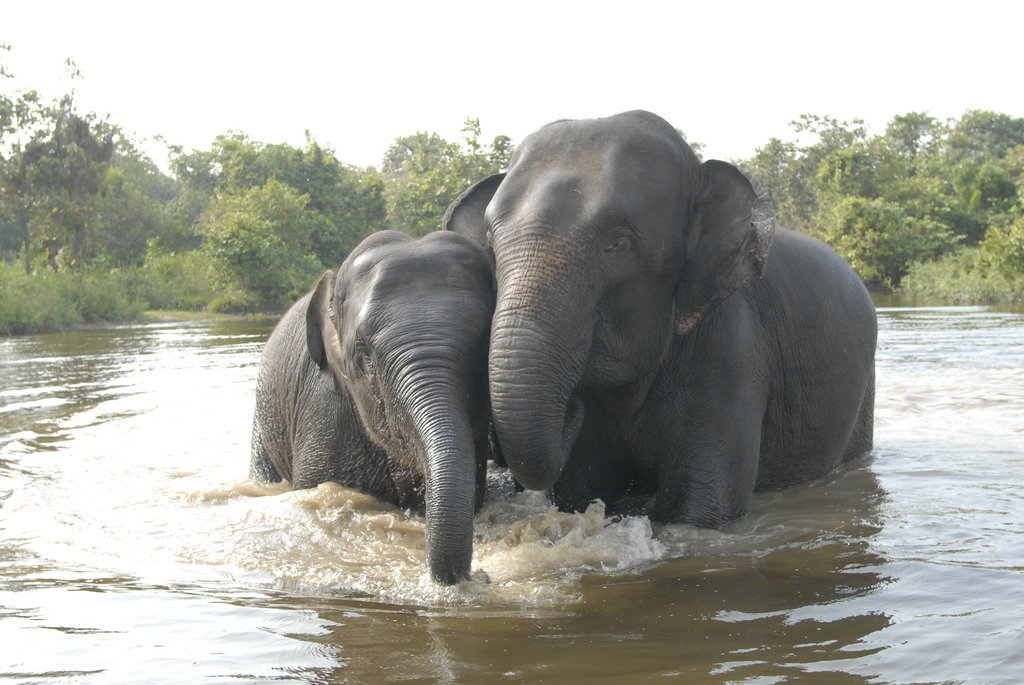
[178,476,667,607]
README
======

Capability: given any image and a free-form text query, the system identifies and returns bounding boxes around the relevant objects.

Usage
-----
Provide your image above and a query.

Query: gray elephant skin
[445,110,876,528]
[249,230,495,584]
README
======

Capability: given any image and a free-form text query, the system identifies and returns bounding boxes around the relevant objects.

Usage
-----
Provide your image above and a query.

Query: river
[1,302,1022,683]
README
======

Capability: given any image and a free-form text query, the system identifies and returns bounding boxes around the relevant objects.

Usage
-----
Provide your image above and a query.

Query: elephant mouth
[562,391,585,458]
[506,390,584,492]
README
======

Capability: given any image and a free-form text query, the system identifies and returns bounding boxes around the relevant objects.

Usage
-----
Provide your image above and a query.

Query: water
[1,304,1022,684]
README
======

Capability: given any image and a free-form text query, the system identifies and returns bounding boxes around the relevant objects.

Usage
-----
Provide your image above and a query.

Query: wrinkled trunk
[406,375,480,585]
[421,427,476,584]
[488,268,592,491]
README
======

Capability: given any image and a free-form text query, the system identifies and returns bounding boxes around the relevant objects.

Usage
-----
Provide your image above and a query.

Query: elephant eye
[353,340,374,376]
[604,234,631,253]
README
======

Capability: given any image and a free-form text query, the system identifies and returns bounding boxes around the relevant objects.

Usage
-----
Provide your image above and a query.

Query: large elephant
[249,230,495,584]
[444,110,876,528]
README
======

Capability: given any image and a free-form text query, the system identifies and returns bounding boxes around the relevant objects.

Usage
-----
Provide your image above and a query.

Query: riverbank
[0,257,291,337]
[6,294,1023,338]
[0,305,282,337]
[3,261,1020,338]
[140,310,281,325]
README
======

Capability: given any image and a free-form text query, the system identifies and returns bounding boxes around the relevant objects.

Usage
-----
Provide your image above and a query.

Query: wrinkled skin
[445,110,876,527]
[250,231,495,583]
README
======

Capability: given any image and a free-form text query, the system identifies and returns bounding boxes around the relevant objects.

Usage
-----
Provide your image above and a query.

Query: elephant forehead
[496,144,680,225]
[356,268,491,331]
[353,243,485,295]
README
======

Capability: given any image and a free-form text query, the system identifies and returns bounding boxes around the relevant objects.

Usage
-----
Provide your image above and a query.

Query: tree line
[0,54,512,332]
[745,112,1024,298]
[2,52,1022,334]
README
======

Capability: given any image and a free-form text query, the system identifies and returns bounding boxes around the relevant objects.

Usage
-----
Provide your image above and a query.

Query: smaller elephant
[249,230,495,584]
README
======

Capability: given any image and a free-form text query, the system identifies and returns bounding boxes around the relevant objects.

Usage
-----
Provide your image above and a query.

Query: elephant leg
[654,419,763,527]
[653,373,768,528]
[249,418,283,483]
[552,421,632,513]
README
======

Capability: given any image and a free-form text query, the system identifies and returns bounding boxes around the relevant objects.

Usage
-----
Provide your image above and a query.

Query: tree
[170,132,386,266]
[19,94,114,270]
[939,111,1024,245]
[884,112,943,163]
[382,119,511,236]
[943,110,1024,167]
[817,196,959,287]
[1,45,45,272]
[745,115,867,231]
[977,144,1024,280]
[199,178,323,309]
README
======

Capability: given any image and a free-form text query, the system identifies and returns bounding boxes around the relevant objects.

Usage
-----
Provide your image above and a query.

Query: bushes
[0,263,147,335]
[199,179,327,311]
[138,249,219,311]
[0,244,284,335]
[814,196,961,288]
[900,247,1024,303]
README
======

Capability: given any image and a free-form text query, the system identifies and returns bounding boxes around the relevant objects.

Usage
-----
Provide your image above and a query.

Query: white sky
[4,0,1022,170]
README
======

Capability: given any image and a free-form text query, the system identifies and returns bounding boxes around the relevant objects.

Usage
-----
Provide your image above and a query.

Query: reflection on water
[1,305,1023,683]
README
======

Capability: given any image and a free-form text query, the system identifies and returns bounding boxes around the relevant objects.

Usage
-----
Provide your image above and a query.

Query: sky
[4,0,1023,171]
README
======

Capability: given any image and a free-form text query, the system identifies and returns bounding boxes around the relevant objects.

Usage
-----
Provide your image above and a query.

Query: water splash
[180,473,666,607]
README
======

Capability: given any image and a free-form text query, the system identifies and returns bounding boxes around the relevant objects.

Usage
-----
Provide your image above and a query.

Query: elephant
[444,110,876,528]
[249,230,495,584]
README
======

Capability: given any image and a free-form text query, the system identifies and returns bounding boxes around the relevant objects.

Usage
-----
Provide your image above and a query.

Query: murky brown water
[1,303,1022,683]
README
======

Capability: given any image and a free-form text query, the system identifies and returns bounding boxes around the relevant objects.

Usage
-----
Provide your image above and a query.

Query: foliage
[980,216,1024,278]
[137,247,220,311]
[817,196,959,287]
[199,178,324,311]
[22,94,115,269]
[2,56,181,274]
[746,115,869,232]
[5,46,1024,330]
[901,247,1023,304]
[744,110,1024,289]
[382,119,511,236]
[170,132,387,268]
[0,261,146,335]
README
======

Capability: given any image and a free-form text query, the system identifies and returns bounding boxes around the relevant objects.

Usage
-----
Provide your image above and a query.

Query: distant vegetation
[2,48,1022,334]
[745,112,1024,300]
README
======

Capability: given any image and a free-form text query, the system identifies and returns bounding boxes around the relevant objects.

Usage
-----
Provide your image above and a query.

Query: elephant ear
[675,160,776,335]
[443,173,505,269]
[306,270,342,372]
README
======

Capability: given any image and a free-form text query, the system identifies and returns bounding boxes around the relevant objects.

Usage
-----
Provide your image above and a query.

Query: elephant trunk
[488,265,592,492]
[404,366,481,585]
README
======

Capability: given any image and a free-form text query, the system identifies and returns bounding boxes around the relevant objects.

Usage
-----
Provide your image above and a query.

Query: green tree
[745,112,1005,288]
[884,112,944,164]
[940,111,1024,245]
[382,119,511,236]
[977,144,1024,280]
[745,115,867,231]
[943,110,1024,167]
[809,115,962,286]
[19,93,114,270]
[1,45,46,272]
[165,144,220,237]
[170,132,386,266]
[817,196,958,287]
[199,178,323,310]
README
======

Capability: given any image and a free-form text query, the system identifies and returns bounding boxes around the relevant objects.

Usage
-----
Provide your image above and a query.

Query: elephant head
[444,110,775,492]
[306,231,495,584]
